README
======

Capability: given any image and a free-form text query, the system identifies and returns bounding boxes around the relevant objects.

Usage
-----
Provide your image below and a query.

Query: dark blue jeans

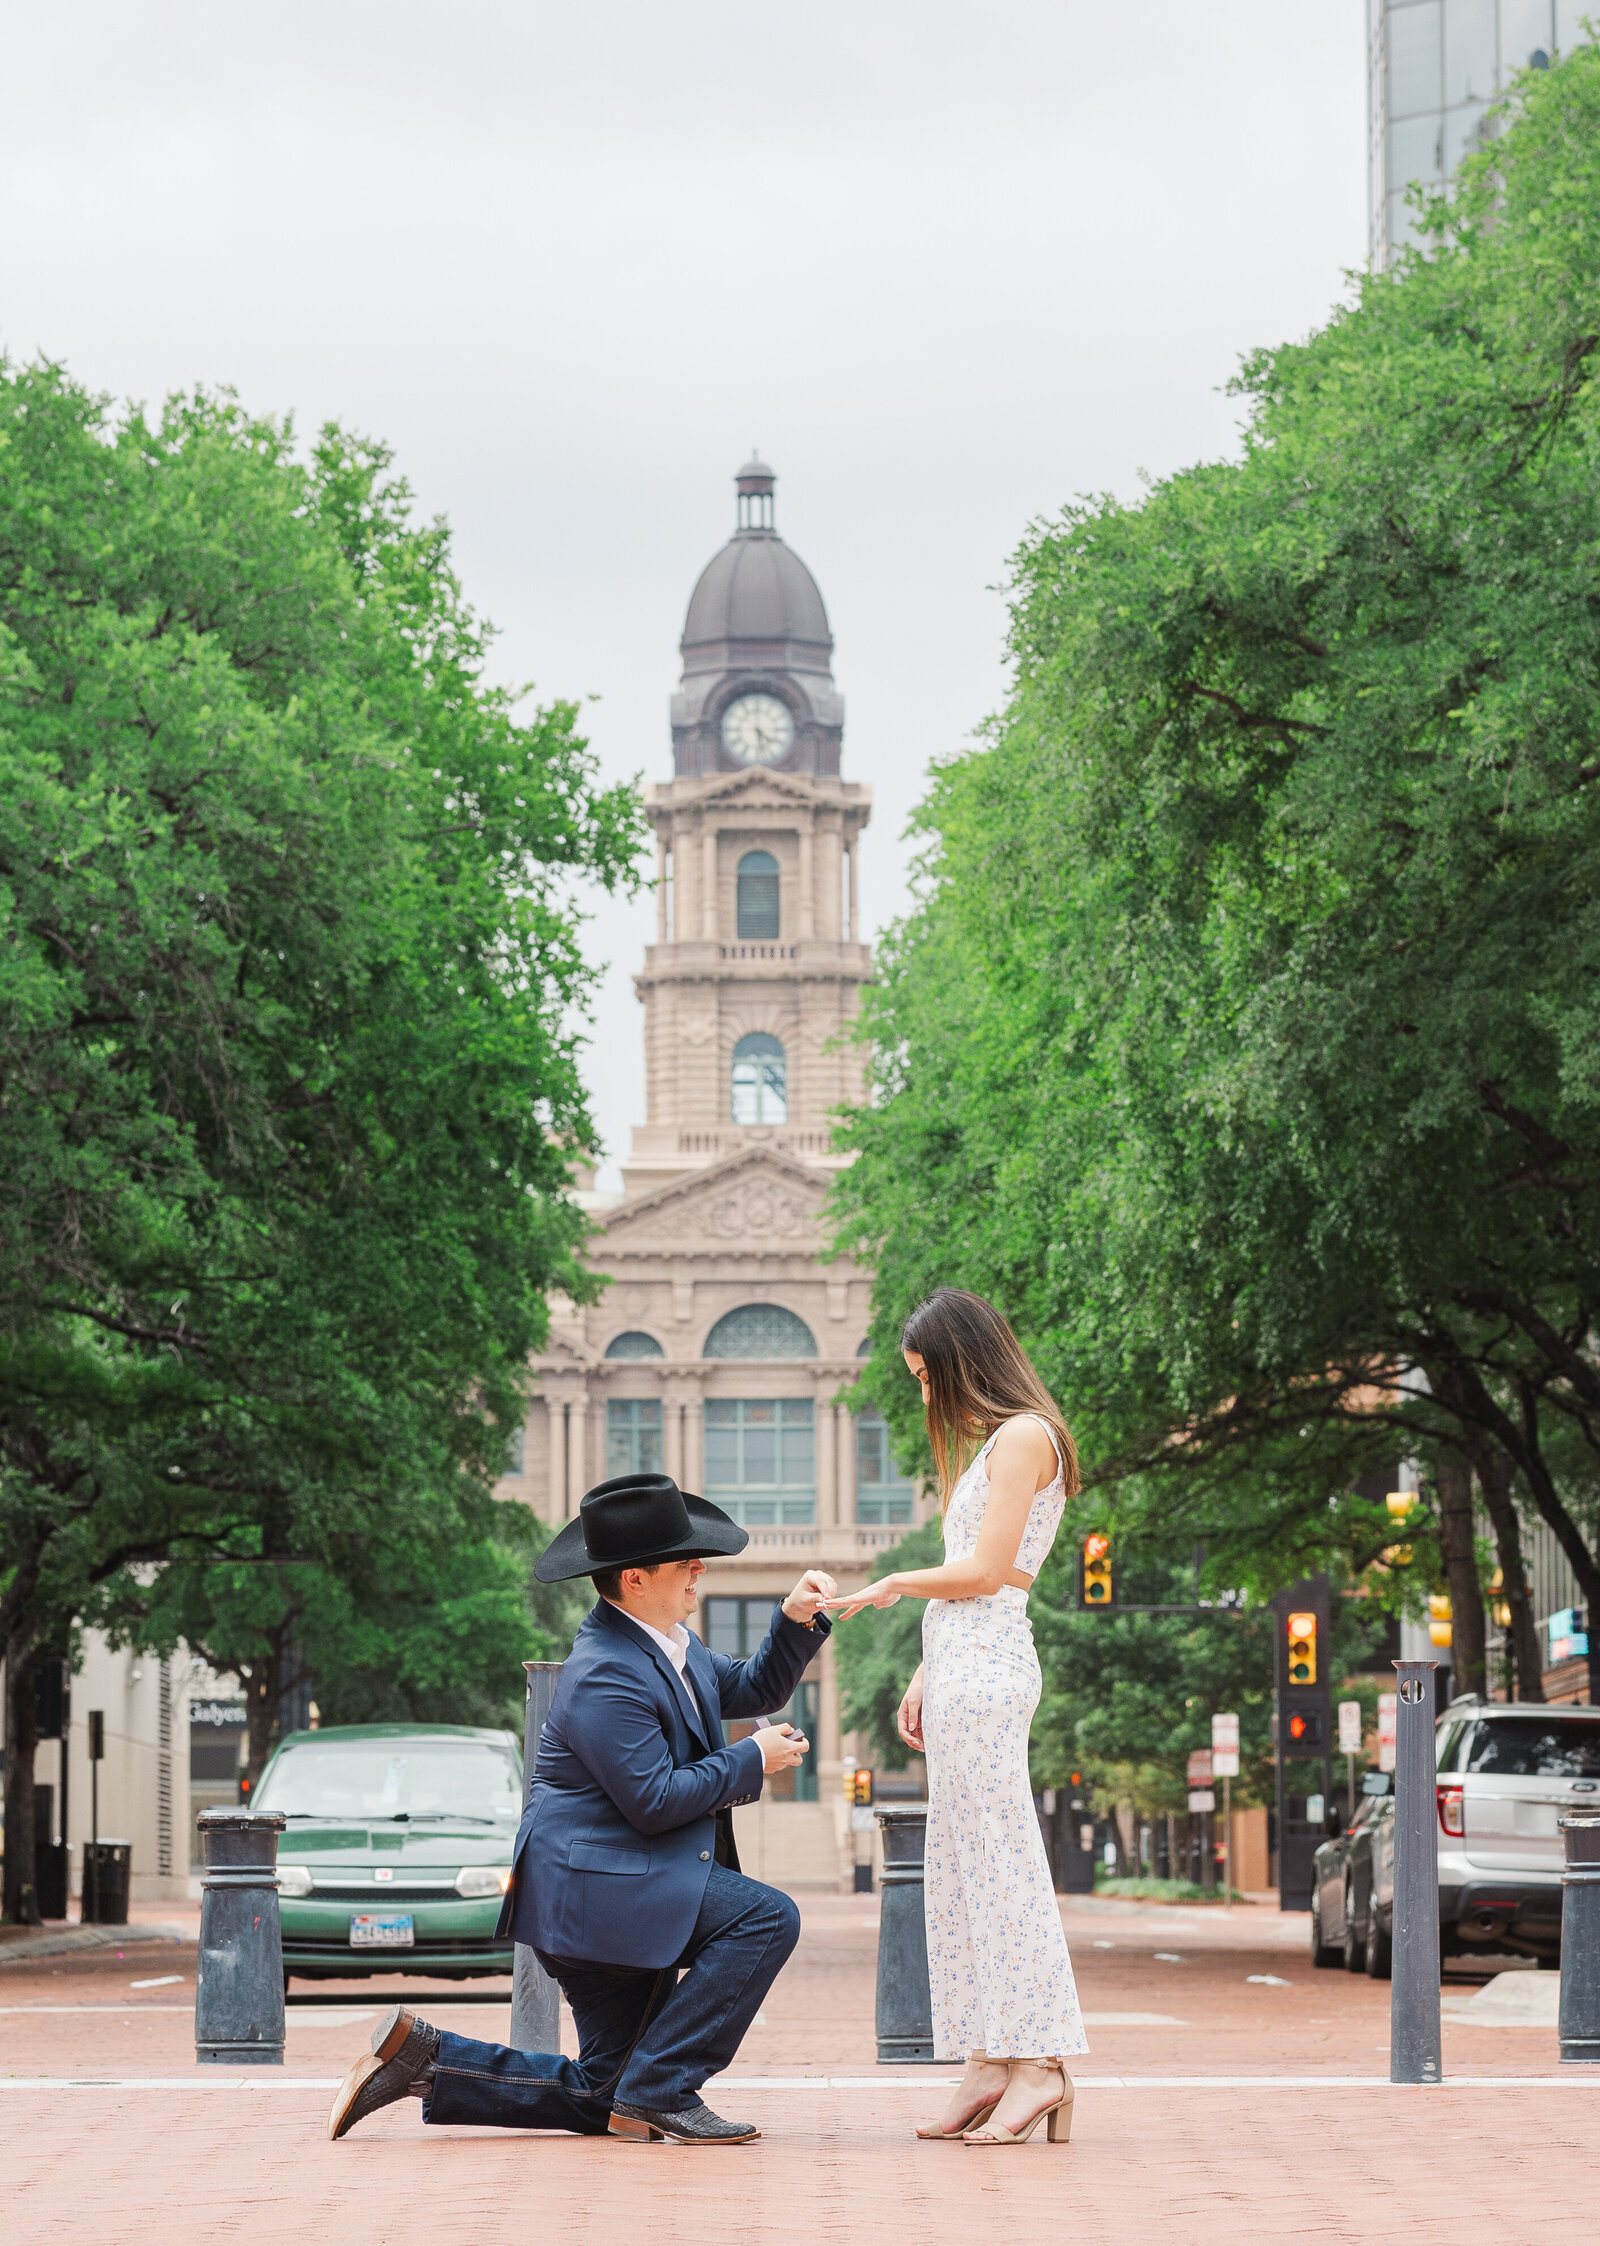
[423,1864,800,2131]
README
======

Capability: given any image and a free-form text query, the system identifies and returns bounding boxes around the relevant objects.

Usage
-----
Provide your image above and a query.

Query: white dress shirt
[617,1610,703,1721]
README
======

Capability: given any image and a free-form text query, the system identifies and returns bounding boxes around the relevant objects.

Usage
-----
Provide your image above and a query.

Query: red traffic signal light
[1286,1710,1323,1748]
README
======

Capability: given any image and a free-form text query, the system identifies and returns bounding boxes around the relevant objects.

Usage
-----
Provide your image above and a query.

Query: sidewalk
[5,1894,1596,2245]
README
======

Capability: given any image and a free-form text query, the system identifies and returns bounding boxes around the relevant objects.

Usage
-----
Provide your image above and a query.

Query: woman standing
[825,1289,1086,2146]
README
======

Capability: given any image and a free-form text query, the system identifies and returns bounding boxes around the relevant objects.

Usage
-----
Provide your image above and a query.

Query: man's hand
[782,1569,838,1627]
[752,1722,811,1774]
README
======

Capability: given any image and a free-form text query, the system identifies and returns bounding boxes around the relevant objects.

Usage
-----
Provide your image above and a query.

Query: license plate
[349,1913,414,1949]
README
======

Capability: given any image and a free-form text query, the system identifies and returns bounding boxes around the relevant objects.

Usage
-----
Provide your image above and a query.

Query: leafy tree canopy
[834,49,1600,1690]
[0,363,642,1907]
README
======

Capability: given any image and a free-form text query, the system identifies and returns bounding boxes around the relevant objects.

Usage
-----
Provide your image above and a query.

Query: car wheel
[1365,1907,1393,1980]
[1310,1890,1340,1968]
[1342,1882,1366,1973]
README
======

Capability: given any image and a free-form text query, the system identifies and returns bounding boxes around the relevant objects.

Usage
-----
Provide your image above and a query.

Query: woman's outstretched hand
[819,1578,903,1622]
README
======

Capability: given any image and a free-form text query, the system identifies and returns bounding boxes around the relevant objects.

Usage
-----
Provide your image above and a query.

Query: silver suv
[1360,1698,1600,1971]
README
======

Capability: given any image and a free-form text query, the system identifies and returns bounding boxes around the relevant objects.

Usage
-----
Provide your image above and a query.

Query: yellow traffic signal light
[1287,1611,1318,1685]
[1428,1593,1453,1649]
[1081,1532,1113,1608]
[843,1766,873,1808]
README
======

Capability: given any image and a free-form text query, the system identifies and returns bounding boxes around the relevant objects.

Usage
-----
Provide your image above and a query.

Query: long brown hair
[900,1289,1079,1513]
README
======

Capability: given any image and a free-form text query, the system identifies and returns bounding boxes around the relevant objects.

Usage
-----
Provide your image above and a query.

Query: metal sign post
[1338,1700,1362,1822]
[1390,1661,1442,2086]
[1212,1714,1239,1908]
[1187,1749,1215,1895]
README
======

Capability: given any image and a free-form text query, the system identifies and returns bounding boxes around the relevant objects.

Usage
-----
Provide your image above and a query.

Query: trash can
[82,1840,132,1926]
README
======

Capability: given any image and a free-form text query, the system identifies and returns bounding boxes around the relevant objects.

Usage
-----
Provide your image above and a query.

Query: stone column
[847,837,860,942]
[701,827,717,941]
[684,1382,704,1494]
[547,1399,567,1527]
[798,825,815,939]
[838,1403,857,1529]
[655,828,668,942]
[815,1395,836,1529]
[566,1392,587,1518]
[816,1636,846,1885]
[663,1388,683,1484]
[821,822,844,939]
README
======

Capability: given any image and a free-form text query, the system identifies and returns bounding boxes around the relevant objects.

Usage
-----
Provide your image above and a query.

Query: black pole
[509,1661,563,2054]
[1558,1812,1600,2065]
[1389,1660,1442,2085]
[873,1804,940,2062]
[194,1809,286,2065]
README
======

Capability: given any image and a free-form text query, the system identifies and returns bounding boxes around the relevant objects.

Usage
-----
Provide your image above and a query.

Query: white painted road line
[1,2073,1597,2092]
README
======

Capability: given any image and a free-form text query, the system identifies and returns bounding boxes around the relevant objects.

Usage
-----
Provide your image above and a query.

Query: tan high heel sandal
[916,2064,1006,2140]
[962,2061,1073,2147]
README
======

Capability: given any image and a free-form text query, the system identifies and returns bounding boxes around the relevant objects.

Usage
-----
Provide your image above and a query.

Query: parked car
[253,1724,523,1983]
[1310,1772,1392,1972]
[1345,1698,1600,1978]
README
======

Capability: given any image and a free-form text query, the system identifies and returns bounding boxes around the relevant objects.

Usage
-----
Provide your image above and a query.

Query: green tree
[834,45,1600,1701]
[0,365,643,1914]
[124,1505,590,1770]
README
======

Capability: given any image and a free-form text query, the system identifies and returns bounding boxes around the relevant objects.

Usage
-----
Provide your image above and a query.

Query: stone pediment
[680,766,824,812]
[600,1146,829,1247]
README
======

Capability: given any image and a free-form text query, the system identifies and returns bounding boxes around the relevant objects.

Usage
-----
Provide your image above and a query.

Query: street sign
[1377,1691,1397,1773]
[1186,1748,1213,1786]
[1211,1712,1240,1777]
[1188,1788,1216,1813]
[1338,1700,1363,1756]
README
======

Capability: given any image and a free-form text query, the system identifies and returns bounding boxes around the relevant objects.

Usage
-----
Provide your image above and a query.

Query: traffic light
[842,1767,873,1808]
[1286,1610,1317,1685]
[1284,1708,1323,1749]
[1079,1532,1113,1609]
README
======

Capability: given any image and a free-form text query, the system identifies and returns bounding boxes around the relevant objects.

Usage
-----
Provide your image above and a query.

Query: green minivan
[254,1724,522,1982]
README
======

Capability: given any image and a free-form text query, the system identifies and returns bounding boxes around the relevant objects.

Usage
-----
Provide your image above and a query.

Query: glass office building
[1368,2,1588,265]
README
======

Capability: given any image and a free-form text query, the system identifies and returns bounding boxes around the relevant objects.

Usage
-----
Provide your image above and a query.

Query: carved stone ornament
[651,1177,820,1241]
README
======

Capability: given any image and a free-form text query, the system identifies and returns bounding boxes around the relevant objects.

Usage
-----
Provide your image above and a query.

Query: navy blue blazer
[497,1596,830,1970]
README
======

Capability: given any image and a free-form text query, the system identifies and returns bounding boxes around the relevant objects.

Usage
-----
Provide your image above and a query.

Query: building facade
[500,459,934,1885]
[1367,0,1587,266]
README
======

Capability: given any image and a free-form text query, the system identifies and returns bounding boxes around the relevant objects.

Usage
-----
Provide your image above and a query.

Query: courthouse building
[499,459,935,1884]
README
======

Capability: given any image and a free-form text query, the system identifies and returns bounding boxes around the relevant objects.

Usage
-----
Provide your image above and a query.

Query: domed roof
[680,459,833,677]
[681,535,831,666]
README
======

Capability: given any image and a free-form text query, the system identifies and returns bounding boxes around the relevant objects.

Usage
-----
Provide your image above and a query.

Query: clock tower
[511,461,928,1891]
[624,457,873,1195]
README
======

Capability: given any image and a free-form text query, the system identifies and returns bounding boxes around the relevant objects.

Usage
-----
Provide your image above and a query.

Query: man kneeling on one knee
[329,1471,833,2146]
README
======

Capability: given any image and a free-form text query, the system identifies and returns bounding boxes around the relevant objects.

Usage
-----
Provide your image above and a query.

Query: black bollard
[509,1660,563,2054]
[1558,1812,1600,2065]
[873,1805,941,2064]
[195,1808,287,2066]
[1389,1660,1442,2085]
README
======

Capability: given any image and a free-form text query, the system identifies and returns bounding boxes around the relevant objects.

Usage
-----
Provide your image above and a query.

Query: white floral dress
[921,1416,1088,2060]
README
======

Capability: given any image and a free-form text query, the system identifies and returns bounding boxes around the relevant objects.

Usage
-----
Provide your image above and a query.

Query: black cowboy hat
[534,1472,749,1584]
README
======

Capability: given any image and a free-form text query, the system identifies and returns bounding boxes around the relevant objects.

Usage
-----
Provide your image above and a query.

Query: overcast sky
[1,4,1366,1185]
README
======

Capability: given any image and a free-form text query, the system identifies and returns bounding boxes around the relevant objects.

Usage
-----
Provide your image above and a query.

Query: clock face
[720,692,795,767]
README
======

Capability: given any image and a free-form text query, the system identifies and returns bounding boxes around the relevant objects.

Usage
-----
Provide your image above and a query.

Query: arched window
[604,1330,665,1360]
[736,850,780,939]
[731,1032,786,1125]
[703,1304,818,1359]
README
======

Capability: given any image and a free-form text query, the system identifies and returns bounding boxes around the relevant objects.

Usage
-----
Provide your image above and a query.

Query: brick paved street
[6,1895,1597,2246]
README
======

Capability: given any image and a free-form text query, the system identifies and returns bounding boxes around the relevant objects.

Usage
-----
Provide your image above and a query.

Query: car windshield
[1461,1720,1600,1778]
[254,1738,522,1821]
